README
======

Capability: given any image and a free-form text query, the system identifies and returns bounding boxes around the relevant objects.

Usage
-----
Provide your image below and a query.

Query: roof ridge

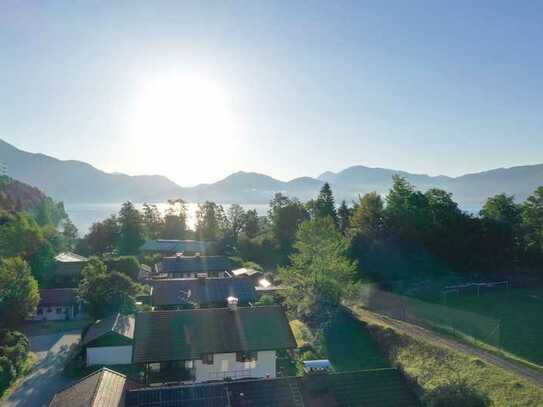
[140,304,280,315]
[90,369,106,406]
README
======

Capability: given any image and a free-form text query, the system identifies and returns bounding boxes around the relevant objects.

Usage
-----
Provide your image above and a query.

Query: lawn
[440,287,543,366]
[324,310,390,371]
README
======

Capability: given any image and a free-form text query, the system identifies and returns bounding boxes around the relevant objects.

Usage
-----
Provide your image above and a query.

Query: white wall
[194,351,276,382]
[86,345,133,366]
[31,305,73,321]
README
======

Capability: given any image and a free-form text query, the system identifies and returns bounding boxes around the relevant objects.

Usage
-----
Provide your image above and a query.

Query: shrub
[423,379,493,407]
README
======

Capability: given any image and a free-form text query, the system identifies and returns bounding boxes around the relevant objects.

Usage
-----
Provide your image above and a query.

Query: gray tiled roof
[39,288,79,306]
[81,314,135,346]
[140,240,213,253]
[151,277,257,307]
[49,367,141,407]
[159,255,232,274]
[132,306,296,363]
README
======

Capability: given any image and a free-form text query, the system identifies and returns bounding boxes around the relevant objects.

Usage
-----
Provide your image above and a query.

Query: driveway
[3,330,81,407]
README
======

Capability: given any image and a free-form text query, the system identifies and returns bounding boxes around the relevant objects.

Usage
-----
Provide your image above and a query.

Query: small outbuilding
[81,314,135,366]
[31,288,86,321]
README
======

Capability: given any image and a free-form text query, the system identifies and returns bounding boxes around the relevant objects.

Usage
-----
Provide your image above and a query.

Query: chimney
[227,296,238,311]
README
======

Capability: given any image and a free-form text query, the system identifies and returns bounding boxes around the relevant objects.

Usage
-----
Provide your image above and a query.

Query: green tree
[269,193,309,254]
[163,199,188,239]
[142,203,163,239]
[0,258,39,327]
[279,217,357,327]
[349,192,384,240]
[480,194,523,267]
[385,175,430,242]
[337,200,352,234]
[105,256,141,281]
[523,187,543,258]
[118,202,146,254]
[242,209,260,238]
[227,204,246,242]
[79,258,137,319]
[196,201,227,240]
[61,218,79,251]
[307,183,338,226]
[83,215,120,255]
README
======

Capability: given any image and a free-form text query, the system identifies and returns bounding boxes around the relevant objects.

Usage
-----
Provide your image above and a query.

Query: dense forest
[77,176,543,284]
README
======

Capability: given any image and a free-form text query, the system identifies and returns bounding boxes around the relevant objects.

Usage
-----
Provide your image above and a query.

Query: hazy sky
[1,1,542,186]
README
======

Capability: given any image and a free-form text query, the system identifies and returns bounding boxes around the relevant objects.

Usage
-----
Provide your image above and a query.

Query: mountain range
[1,138,542,207]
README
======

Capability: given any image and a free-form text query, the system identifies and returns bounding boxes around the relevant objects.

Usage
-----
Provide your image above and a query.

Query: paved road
[3,331,81,407]
[349,306,543,389]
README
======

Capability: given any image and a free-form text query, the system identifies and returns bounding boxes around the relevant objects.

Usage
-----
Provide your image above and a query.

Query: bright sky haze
[1,1,542,186]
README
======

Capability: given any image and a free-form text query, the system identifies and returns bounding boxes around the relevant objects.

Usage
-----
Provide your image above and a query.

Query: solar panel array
[126,369,419,407]
[125,382,228,407]
[228,377,302,407]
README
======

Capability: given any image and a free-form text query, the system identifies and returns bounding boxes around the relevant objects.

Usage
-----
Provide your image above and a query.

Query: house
[132,304,296,384]
[52,252,89,286]
[154,255,232,278]
[49,367,141,407]
[150,277,257,309]
[139,239,214,256]
[81,314,135,366]
[31,288,86,321]
[50,367,419,407]
[125,368,419,406]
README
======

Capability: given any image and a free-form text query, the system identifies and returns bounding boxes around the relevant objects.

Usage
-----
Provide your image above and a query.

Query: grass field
[289,309,389,373]
[359,311,543,407]
[324,310,390,371]
[440,286,543,366]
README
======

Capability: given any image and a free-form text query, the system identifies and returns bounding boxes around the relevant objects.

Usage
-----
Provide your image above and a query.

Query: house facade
[81,314,135,366]
[52,252,89,287]
[132,304,296,384]
[31,288,86,321]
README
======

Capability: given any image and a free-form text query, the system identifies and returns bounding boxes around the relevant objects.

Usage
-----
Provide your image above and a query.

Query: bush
[0,356,16,392]
[423,379,493,407]
[105,256,140,281]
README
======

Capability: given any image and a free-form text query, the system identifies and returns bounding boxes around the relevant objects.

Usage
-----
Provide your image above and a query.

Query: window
[37,308,43,315]
[202,354,214,365]
[236,351,258,362]
[149,363,160,372]
[185,360,194,369]
[46,308,52,313]
[56,307,63,314]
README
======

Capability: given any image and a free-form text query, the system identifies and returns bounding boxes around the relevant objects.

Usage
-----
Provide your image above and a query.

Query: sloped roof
[55,252,88,263]
[140,240,213,253]
[81,314,135,346]
[49,367,141,407]
[132,306,296,363]
[39,288,79,306]
[151,277,257,306]
[124,369,419,406]
[159,255,232,274]
[231,267,261,277]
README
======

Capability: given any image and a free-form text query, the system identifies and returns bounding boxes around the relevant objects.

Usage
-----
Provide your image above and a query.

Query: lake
[64,202,270,235]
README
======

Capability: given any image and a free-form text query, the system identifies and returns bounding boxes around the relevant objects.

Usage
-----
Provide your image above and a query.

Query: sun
[129,74,237,154]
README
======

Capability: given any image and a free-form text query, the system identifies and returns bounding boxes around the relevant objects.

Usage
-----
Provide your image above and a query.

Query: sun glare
[129,74,237,163]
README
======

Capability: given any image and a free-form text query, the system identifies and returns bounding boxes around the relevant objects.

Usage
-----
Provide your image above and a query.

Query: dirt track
[349,306,543,388]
